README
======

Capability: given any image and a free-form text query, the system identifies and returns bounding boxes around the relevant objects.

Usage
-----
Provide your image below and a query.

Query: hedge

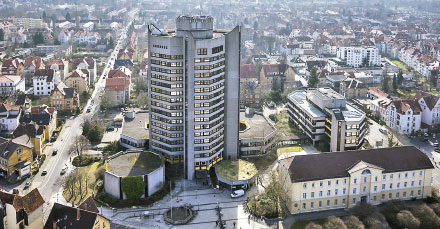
[121,176,144,200]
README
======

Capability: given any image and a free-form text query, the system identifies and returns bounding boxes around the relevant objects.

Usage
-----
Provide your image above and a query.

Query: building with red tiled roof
[65,69,89,94]
[71,57,96,84]
[1,58,24,77]
[105,77,131,105]
[0,102,21,131]
[387,99,422,135]
[0,75,25,96]
[0,188,45,228]
[240,64,257,83]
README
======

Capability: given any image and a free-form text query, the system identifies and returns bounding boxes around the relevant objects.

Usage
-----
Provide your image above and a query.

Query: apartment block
[337,47,381,67]
[13,18,43,29]
[278,146,434,214]
[386,99,421,135]
[287,88,367,152]
[148,15,240,180]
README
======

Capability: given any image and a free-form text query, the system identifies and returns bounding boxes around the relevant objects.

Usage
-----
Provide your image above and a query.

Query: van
[230,189,245,198]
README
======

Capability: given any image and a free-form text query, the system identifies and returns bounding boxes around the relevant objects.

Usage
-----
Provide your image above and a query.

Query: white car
[230,189,245,198]
[379,128,387,134]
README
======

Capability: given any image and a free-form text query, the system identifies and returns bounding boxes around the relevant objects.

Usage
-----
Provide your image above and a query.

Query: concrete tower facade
[148,15,240,180]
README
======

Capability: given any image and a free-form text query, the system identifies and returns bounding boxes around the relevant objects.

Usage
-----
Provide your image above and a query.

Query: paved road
[10,22,132,206]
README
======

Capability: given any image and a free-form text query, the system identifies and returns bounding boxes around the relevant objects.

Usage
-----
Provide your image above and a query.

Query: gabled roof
[1,58,23,69]
[23,57,43,68]
[54,82,75,98]
[21,112,51,126]
[391,99,421,114]
[0,188,44,215]
[78,196,99,213]
[416,90,440,110]
[43,203,102,229]
[13,121,44,138]
[108,69,129,79]
[240,64,257,79]
[0,75,21,83]
[0,135,33,160]
[0,103,20,113]
[33,69,54,82]
[66,69,88,81]
[282,146,433,182]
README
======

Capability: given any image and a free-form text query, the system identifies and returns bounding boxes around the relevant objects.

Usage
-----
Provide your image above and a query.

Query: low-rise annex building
[239,110,277,157]
[278,146,434,214]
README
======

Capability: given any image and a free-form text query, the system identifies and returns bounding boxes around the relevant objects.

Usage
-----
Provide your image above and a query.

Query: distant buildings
[288,88,367,152]
[278,146,434,214]
[148,15,240,180]
[12,17,43,29]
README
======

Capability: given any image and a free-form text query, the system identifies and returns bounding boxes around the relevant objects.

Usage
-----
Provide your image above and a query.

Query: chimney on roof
[76,208,80,220]
[53,221,57,229]
[71,201,74,207]
[12,189,19,195]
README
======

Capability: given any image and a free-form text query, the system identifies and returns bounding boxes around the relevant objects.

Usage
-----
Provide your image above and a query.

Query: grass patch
[291,218,326,229]
[31,96,51,106]
[392,60,407,71]
[274,110,302,137]
[215,159,257,181]
[63,162,104,204]
[277,146,302,157]
[72,155,100,167]
[247,150,278,171]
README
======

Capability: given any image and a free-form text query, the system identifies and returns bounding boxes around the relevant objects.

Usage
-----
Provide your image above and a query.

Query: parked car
[41,170,47,176]
[24,181,31,189]
[106,126,115,132]
[52,150,57,156]
[230,189,245,198]
[434,142,439,147]
[379,128,387,134]
[87,106,93,113]
[424,133,429,137]
[60,167,67,175]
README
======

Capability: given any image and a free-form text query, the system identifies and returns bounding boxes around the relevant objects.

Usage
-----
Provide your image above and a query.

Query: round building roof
[106,151,162,177]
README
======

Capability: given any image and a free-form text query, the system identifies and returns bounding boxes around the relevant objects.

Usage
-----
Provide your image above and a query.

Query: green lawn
[291,219,326,229]
[277,146,302,157]
[392,60,407,71]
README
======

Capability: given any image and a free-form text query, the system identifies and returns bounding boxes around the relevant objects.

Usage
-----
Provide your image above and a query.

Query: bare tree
[324,216,347,229]
[101,91,118,109]
[342,215,365,229]
[396,210,420,229]
[73,135,90,156]
[411,204,440,229]
[305,222,323,229]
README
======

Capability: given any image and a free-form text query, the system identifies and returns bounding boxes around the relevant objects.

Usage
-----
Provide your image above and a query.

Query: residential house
[11,33,26,44]
[240,64,260,108]
[32,69,55,96]
[105,77,130,105]
[72,31,101,46]
[29,106,57,136]
[416,91,440,131]
[43,203,111,229]
[13,122,45,155]
[57,28,71,44]
[259,64,295,91]
[23,57,44,85]
[65,69,89,94]
[0,135,33,178]
[339,78,368,99]
[50,82,79,112]
[1,59,24,78]
[71,58,96,84]
[278,146,433,214]
[0,188,45,228]
[0,75,25,97]
[47,58,68,80]
[8,94,31,113]
[82,22,95,32]
[107,67,131,79]
[386,99,422,135]
[0,103,21,132]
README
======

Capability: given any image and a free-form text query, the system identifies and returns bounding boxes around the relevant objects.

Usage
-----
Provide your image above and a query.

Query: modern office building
[147,15,240,180]
[13,18,43,29]
[287,88,367,152]
[278,146,434,214]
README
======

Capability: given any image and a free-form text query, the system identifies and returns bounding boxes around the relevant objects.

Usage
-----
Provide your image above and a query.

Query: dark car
[52,150,58,156]
[106,126,115,132]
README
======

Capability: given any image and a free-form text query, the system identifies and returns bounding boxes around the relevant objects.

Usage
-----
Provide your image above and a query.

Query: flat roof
[309,88,345,100]
[340,103,365,122]
[239,112,275,139]
[106,151,162,177]
[121,112,149,140]
[288,91,325,118]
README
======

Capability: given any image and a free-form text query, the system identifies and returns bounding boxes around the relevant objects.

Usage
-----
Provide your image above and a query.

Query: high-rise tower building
[148,15,240,180]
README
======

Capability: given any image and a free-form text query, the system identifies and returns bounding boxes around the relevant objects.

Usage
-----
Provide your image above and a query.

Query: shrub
[431,203,440,216]
[350,203,388,229]
[323,216,347,229]
[121,176,144,200]
[411,204,440,229]
[305,222,323,229]
[396,210,420,229]
[72,155,93,167]
[82,120,105,142]
[103,141,124,154]
[382,200,408,227]
[342,215,365,229]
